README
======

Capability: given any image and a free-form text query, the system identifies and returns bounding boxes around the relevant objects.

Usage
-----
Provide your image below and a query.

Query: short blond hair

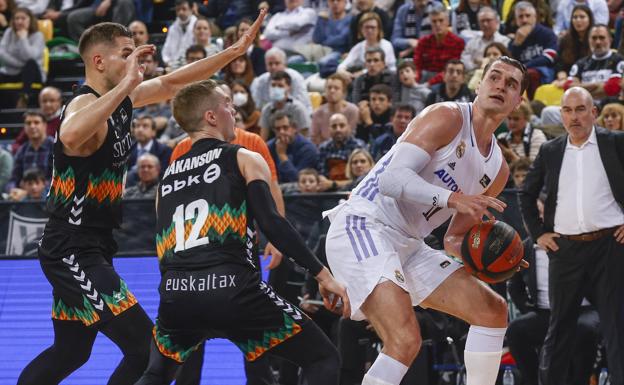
[172,79,220,133]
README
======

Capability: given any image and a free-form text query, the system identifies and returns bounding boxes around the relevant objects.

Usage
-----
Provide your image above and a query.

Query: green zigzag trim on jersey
[155,202,247,260]
[99,279,138,315]
[49,167,76,204]
[152,322,202,363]
[85,168,124,203]
[51,296,99,326]
[235,313,302,361]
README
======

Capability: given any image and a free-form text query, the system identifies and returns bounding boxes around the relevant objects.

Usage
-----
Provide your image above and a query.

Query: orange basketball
[460,220,524,284]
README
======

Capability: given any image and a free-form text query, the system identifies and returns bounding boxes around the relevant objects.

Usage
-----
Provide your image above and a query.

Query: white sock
[362,353,409,385]
[464,325,507,385]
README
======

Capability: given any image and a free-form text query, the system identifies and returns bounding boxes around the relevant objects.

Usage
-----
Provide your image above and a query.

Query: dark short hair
[510,157,531,174]
[445,59,465,72]
[365,46,385,62]
[482,56,529,95]
[369,84,393,100]
[186,44,206,58]
[175,0,191,7]
[22,168,46,183]
[79,22,132,57]
[298,168,319,181]
[393,103,417,119]
[590,23,611,37]
[270,70,292,86]
[136,114,156,130]
[23,110,46,122]
[398,61,416,72]
[272,112,295,128]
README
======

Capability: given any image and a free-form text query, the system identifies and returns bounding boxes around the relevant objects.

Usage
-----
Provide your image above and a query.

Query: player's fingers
[247,8,267,37]
[519,259,529,269]
[483,196,506,212]
[341,294,351,318]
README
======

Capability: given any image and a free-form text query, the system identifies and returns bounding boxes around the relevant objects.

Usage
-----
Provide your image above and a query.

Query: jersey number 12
[173,199,209,252]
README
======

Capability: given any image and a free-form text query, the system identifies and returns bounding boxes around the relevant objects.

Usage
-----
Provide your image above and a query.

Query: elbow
[377,171,401,199]
[59,131,80,152]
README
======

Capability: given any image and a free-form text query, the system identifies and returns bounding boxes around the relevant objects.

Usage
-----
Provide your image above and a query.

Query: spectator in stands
[223,54,254,87]
[391,0,440,57]
[554,0,608,36]
[0,7,45,108]
[566,24,624,100]
[394,61,430,114]
[236,17,266,75]
[0,0,16,34]
[507,237,601,385]
[8,111,53,191]
[349,0,392,46]
[191,18,221,57]
[461,6,510,72]
[161,0,197,67]
[356,83,393,143]
[184,44,206,65]
[503,0,554,36]
[498,101,547,163]
[65,0,135,42]
[12,86,61,154]
[8,167,46,201]
[338,12,397,74]
[250,47,313,113]
[509,157,531,188]
[138,52,161,80]
[259,70,311,139]
[231,81,260,135]
[452,0,490,41]
[311,0,352,77]
[350,46,397,103]
[413,4,465,85]
[467,41,511,90]
[41,0,72,36]
[263,0,316,54]
[508,1,558,99]
[128,20,148,46]
[129,115,171,175]
[371,104,417,161]
[597,102,624,130]
[425,60,475,106]
[195,0,264,31]
[342,148,375,190]
[296,167,320,193]
[267,112,318,183]
[0,147,13,193]
[124,154,160,199]
[311,73,359,145]
[317,112,367,191]
[555,5,593,81]
[15,0,46,16]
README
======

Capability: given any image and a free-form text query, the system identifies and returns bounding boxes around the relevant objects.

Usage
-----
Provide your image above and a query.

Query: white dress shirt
[263,6,317,50]
[554,127,624,234]
[161,15,197,66]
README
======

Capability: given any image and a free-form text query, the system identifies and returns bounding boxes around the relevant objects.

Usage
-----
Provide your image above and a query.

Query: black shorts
[153,263,310,363]
[38,221,138,327]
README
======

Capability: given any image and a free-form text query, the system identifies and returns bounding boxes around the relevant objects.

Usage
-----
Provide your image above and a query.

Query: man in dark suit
[507,238,601,385]
[520,87,624,385]
[129,114,172,176]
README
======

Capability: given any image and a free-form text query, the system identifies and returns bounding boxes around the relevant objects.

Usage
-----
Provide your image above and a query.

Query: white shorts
[324,203,462,321]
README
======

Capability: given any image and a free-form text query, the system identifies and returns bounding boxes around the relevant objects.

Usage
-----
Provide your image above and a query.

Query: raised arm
[130,9,267,108]
[60,44,154,153]
[237,148,350,317]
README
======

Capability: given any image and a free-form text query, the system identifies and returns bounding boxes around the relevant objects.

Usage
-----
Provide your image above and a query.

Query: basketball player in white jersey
[324,56,530,385]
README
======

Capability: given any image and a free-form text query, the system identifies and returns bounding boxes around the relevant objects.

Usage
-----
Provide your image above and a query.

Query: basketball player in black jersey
[17,11,267,385]
[134,80,350,385]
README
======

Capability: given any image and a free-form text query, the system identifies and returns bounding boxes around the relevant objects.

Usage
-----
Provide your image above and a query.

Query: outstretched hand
[123,44,156,90]
[230,8,267,56]
[316,268,351,318]
[448,193,506,223]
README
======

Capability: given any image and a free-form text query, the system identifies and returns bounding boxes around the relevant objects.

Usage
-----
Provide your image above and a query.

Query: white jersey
[349,102,503,239]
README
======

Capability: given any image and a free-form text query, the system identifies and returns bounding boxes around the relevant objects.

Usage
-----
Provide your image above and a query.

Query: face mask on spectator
[233,92,248,107]
[269,87,286,102]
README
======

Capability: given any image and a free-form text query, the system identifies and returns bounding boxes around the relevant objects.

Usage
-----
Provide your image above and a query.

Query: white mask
[269,87,286,102]
[233,92,248,107]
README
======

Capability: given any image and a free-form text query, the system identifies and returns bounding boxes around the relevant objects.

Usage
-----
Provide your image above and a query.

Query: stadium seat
[288,62,320,75]
[37,19,53,42]
[309,91,322,110]
[533,84,564,106]
[0,47,49,91]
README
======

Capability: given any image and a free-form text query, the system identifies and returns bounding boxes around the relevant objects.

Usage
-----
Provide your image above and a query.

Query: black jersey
[47,85,134,229]
[568,51,624,83]
[156,138,256,272]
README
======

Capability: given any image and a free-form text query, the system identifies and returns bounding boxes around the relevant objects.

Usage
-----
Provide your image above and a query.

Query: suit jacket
[519,126,624,240]
[508,238,538,314]
[129,139,172,173]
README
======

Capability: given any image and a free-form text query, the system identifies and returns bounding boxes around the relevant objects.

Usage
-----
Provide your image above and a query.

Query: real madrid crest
[455,140,466,158]
[394,270,405,283]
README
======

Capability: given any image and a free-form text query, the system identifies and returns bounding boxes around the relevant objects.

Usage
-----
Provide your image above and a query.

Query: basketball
[461,220,524,284]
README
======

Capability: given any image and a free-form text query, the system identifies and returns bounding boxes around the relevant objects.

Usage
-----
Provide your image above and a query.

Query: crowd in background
[0,0,623,383]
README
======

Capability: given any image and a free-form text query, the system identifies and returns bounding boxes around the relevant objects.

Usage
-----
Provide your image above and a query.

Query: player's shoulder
[64,93,98,114]
[414,102,464,130]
